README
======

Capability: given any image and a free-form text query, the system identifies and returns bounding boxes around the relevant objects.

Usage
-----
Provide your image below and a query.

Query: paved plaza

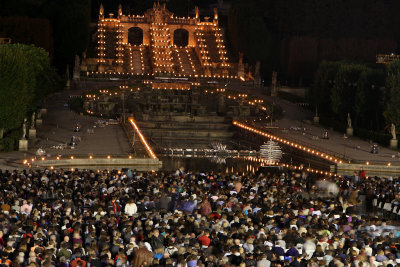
[229,86,400,165]
[2,87,400,170]
[0,91,148,169]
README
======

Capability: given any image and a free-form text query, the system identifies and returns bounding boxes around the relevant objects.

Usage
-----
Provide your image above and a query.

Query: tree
[330,63,366,120]
[384,60,400,127]
[309,61,341,114]
[0,44,60,140]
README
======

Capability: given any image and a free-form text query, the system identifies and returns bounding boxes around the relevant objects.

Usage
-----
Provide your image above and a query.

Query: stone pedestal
[29,129,36,139]
[19,139,28,151]
[271,87,278,97]
[346,127,353,137]
[40,108,47,116]
[390,139,398,150]
[36,119,42,126]
[313,116,319,124]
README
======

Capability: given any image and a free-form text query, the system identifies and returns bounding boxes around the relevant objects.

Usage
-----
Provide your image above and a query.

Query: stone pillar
[73,55,81,80]
[170,29,174,46]
[271,71,278,96]
[390,139,398,150]
[19,139,28,151]
[217,95,226,115]
[66,64,71,88]
[346,127,353,137]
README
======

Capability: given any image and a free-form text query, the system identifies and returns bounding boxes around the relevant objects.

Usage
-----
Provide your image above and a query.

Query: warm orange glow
[129,117,157,159]
[233,121,340,164]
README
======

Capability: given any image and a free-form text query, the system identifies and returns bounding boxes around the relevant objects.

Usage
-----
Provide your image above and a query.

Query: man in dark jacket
[290,256,302,267]
[150,229,164,250]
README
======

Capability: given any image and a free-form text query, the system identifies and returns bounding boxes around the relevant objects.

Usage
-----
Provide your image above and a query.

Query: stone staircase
[104,30,118,59]
[203,32,220,63]
[171,47,202,77]
[137,116,233,149]
[123,45,152,75]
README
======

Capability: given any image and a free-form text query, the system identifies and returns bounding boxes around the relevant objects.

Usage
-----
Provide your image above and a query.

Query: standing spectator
[199,198,212,216]
[358,167,366,180]
[124,199,137,217]
[150,229,164,251]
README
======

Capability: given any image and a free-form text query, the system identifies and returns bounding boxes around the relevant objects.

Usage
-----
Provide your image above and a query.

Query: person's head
[153,229,159,237]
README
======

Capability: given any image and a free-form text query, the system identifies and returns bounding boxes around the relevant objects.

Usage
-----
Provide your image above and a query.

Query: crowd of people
[0,167,399,267]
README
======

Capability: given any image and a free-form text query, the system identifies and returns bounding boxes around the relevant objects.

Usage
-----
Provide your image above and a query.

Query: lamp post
[121,91,126,123]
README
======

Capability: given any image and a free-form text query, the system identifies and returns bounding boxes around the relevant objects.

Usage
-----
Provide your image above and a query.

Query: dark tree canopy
[0,44,61,136]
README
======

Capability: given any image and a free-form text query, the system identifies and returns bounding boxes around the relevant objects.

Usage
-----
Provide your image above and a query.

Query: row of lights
[238,156,336,177]
[23,154,134,163]
[95,17,237,78]
[204,90,267,111]
[233,121,343,164]
[129,118,157,159]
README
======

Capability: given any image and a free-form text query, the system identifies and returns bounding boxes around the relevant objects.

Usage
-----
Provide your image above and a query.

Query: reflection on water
[160,156,275,173]
[159,152,332,174]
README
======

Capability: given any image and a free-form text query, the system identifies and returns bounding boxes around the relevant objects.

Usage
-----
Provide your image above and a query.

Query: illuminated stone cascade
[83,3,239,79]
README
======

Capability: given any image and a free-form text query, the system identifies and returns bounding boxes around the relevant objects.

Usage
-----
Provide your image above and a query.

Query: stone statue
[30,112,36,129]
[73,55,80,80]
[254,61,261,86]
[347,113,352,128]
[118,4,122,17]
[22,118,27,140]
[239,52,243,65]
[255,61,260,77]
[237,52,245,79]
[195,6,199,20]
[391,123,396,140]
[66,64,71,87]
[213,8,218,22]
[74,55,80,69]
[272,71,277,87]
[99,3,104,16]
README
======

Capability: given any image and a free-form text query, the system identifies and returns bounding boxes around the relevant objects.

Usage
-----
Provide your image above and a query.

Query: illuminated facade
[82,3,238,79]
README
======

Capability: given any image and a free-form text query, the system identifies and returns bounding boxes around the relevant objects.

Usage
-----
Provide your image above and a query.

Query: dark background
[1,0,399,85]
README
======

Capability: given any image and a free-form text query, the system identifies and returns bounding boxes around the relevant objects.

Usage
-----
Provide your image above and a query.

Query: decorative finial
[99,3,104,16]
[213,8,218,22]
[118,4,122,17]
